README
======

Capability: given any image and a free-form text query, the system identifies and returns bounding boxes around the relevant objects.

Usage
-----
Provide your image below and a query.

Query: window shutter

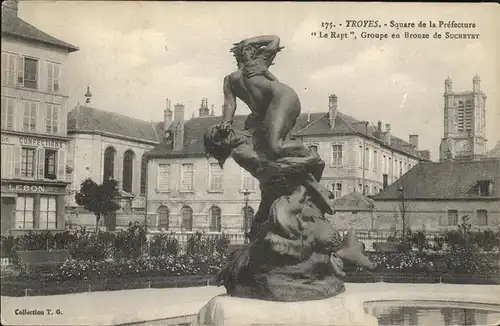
[57,148,66,181]
[37,148,45,179]
[13,146,21,177]
[55,103,67,136]
[54,64,60,93]
[0,146,4,176]
[46,62,53,93]
[16,55,24,86]
[1,52,7,85]
[5,146,14,178]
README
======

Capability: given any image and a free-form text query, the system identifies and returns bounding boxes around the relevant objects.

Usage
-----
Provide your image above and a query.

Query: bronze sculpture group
[204,35,376,302]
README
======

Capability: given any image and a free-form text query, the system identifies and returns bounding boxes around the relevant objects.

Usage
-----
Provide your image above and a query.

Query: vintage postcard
[1,1,499,325]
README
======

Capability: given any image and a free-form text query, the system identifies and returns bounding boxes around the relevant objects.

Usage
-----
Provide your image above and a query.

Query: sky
[19,1,499,160]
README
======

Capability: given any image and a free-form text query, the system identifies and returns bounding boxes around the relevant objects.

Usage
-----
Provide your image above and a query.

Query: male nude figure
[219,35,334,216]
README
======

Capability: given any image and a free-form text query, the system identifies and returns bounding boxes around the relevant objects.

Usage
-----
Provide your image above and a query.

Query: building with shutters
[144,95,430,236]
[1,0,79,235]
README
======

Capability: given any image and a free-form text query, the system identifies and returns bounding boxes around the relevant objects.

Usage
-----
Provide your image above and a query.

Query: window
[181,163,194,191]
[477,180,491,196]
[382,155,386,173]
[328,182,342,199]
[477,210,488,226]
[40,196,57,229]
[157,206,169,230]
[157,164,170,191]
[122,150,134,193]
[140,155,147,195]
[331,144,342,166]
[181,206,193,231]
[103,147,115,181]
[210,163,223,191]
[45,104,59,134]
[209,206,222,232]
[447,210,458,226]
[388,157,392,175]
[373,186,377,195]
[373,150,378,172]
[15,196,34,229]
[308,145,318,155]
[1,97,15,130]
[44,150,57,179]
[242,169,255,190]
[1,52,16,86]
[23,57,38,89]
[399,161,403,177]
[365,147,370,170]
[242,206,254,233]
[23,101,37,132]
[358,183,363,193]
[47,61,61,93]
[21,147,36,177]
[358,144,363,168]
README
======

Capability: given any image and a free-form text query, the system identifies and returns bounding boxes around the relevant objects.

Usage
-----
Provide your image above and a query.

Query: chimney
[173,103,185,151]
[377,121,382,138]
[199,98,209,117]
[382,174,388,190]
[328,94,338,130]
[385,124,391,146]
[164,98,173,131]
[2,0,19,17]
[409,134,419,149]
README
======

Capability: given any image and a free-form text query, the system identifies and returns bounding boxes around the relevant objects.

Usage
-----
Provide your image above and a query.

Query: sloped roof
[372,158,500,200]
[293,112,424,159]
[333,191,375,212]
[67,105,161,144]
[1,9,79,52]
[487,141,500,158]
[146,112,321,158]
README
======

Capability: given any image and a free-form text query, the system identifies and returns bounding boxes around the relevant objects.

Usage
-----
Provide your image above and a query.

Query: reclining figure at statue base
[204,125,376,302]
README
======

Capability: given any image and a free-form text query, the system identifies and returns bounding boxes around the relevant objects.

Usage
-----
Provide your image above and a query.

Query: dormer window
[477,180,492,196]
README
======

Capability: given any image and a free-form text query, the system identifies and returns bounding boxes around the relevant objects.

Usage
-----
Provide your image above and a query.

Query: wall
[300,134,420,197]
[147,156,260,233]
[374,199,500,231]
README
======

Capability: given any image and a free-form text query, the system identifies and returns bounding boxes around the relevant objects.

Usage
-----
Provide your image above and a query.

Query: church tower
[439,76,487,161]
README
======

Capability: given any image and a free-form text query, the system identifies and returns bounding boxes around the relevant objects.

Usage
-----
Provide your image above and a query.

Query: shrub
[149,234,179,257]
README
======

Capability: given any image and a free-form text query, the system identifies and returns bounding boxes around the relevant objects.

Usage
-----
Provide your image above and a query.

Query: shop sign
[18,136,64,149]
[7,184,45,193]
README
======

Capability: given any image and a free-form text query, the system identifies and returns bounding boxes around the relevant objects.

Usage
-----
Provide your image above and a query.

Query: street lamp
[242,188,251,244]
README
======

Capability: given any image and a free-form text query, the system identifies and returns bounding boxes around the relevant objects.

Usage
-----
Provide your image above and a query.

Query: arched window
[103,147,116,182]
[181,206,193,231]
[241,206,254,233]
[140,154,147,195]
[209,206,222,232]
[122,150,135,193]
[157,206,169,230]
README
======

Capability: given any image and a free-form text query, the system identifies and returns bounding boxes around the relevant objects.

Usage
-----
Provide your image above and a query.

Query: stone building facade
[1,0,78,235]
[65,104,163,229]
[372,158,500,231]
[439,76,488,161]
[145,95,430,235]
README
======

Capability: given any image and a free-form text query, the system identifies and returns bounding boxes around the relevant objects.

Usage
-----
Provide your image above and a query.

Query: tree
[397,186,416,245]
[75,178,121,231]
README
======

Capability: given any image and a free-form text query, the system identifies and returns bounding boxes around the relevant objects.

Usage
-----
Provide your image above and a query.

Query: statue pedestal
[190,294,378,326]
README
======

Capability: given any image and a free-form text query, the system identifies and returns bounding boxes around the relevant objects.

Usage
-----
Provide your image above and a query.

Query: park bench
[16,250,69,272]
